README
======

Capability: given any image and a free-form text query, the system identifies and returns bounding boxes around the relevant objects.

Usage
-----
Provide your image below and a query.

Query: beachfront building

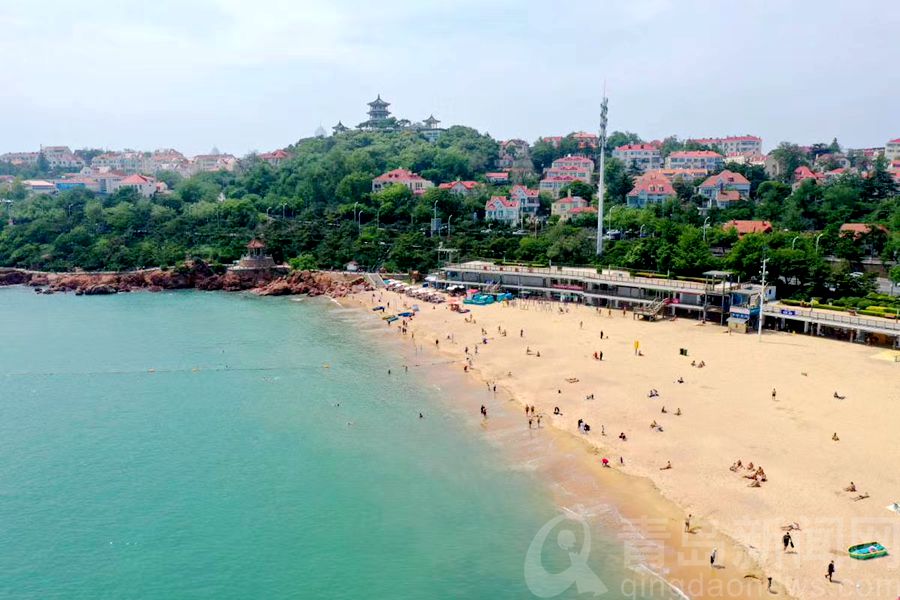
[689,136,762,155]
[484,196,520,226]
[372,168,434,195]
[665,151,724,172]
[885,138,900,161]
[551,195,591,220]
[612,143,661,173]
[438,180,480,196]
[626,171,676,207]
[509,185,541,216]
[435,260,767,325]
[696,170,751,209]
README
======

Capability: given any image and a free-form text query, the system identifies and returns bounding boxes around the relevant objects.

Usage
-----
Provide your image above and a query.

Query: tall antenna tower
[595,88,609,256]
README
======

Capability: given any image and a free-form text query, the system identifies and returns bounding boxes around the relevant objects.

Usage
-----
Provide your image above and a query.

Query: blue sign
[780,309,797,316]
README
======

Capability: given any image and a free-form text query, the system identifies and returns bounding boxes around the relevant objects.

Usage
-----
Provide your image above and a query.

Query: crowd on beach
[365,289,883,597]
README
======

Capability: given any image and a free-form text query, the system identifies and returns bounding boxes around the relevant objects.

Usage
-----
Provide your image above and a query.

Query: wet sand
[339,293,835,599]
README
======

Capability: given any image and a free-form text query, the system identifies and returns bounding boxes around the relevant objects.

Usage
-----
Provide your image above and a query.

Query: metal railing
[443,263,725,293]
[765,304,900,332]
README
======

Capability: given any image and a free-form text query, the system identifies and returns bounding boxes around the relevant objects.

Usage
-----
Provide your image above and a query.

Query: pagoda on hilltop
[358,95,398,130]
[420,114,445,142]
[332,121,348,135]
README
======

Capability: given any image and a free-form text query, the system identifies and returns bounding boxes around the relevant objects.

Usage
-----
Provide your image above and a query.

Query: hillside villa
[626,171,676,207]
[372,168,434,195]
[484,196,520,225]
[697,170,751,209]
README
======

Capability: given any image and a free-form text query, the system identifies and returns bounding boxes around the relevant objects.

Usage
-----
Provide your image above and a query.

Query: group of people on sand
[689,360,706,368]
[577,418,592,434]
[524,405,542,429]
[660,406,682,416]
[843,481,869,501]
[728,460,767,487]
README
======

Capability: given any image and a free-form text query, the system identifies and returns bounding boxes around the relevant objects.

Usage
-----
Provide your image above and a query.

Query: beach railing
[766,305,900,332]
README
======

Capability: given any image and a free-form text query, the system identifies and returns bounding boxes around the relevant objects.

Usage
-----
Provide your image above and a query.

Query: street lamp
[702,217,710,241]
[815,232,825,253]
[639,224,645,238]
[447,214,453,238]
[281,203,287,219]
[791,236,800,250]
[376,206,381,230]
[353,202,359,235]
[266,206,273,219]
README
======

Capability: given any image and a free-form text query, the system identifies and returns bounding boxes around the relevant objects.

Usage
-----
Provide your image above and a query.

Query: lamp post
[281,203,287,219]
[266,206,273,219]
[376,206,381,230]
[595,91,608,256]
[447,214,452,238]
[758,256,768,340]
[815,232,824,254]
[639,224,645,239]
[702,217,710,242]
[353,202,359,235]
[791,236,799,250]
[433,199,439,237]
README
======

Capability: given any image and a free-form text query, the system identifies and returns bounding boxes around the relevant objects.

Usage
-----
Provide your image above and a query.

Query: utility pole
[758,256,768,340]
[595,89,608,256]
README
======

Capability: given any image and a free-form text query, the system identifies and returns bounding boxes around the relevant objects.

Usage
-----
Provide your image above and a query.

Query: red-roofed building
[839,223,888,238]
[485,172,509,184]
[438,180,480,196]
[612,143,662,172]
[724,220,773,237]
[551,195,590,220]
[792,165,824,190]
[627,171,676,207]
[665,151,724,171]
[114,174,157,197]
[570,206,598,216]
[485,196,520,225]
[688,136,762,155]
[697,170,751,208]
[657,168,708,182]
[885,137,900,162]
[372,168,434,195]
[259,149,289,167]
[572,131,599,149]
[541,136,564,148]
[510,185,541,216]
[539,175,581,198]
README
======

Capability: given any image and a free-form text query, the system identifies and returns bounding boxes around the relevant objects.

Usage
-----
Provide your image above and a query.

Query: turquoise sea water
[0,287,665,599]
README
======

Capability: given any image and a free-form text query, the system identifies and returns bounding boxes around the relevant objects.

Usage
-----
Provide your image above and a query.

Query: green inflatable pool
[848,542,887,560]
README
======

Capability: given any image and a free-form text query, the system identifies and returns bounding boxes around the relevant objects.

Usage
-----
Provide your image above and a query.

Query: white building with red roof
[665,151,724,172]
[612,143,661,172]
[259,149,290,167]
[539,175,581,198]
[509,185,541,216]
[657,168,708,182]
[689,136,762,155]
[114,174,158,197]
[572,132,599,149]
[792,165,824,190]
[551,195,591,220]
[372,168,434,195]
[885,137,900,162]
[626,171,676,207]
[484,196,520,225]
[485,172,509,185]
[697,170,751,208]
[438,180,480,196]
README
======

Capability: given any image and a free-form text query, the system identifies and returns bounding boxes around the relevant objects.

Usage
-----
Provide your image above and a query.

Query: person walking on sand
[825,560,835,582]
[684,514,692,532]
[783,531,793,552]
[771,388,777,400]
[710,548,717,567]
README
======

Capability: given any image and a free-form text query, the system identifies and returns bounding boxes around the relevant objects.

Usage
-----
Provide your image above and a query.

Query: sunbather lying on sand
[852,493,870,501]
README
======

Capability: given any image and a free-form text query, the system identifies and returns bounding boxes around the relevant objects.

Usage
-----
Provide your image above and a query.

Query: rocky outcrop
[0,263,371,298]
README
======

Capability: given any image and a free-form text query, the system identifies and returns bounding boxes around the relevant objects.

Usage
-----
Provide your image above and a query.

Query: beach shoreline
[340,290,900,599]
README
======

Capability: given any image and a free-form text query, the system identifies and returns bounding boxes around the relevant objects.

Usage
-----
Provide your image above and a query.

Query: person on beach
[684,514,691,532]
[660,461,672,470]
[599,351,603,361]
[844,481,856,492]
[463,365,468,372]
[388,369,391,375]
[536,415,542,428]
[601,425,605,436]
[675,408,682,416]
[578,418,583,430]
[677,377,684,384]
[825,560,835,582]
[419,412,424,419]
[520,329,524,337]
[710,548,717,567]
[600,331,604,339]
[771,388,777,400]
[783,532,793,552]
[528,417,533,429]
[619,456,624,465]
[832,432,840,441]
[661,406,667,413]
[619,432,627,441]
[480,405,487,419]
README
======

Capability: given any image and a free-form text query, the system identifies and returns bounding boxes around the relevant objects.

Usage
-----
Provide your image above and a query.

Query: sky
[1,0,898,156]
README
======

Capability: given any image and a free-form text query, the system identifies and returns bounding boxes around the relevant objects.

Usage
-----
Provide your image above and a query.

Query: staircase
[365,273,386,288]
[635,298,667,320]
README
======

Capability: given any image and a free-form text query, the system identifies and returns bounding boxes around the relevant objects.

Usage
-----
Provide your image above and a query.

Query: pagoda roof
[246,239,266,249]
[368,94,390,107]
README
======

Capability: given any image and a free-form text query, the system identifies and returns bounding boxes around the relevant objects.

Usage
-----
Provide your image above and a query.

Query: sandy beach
[346,290,900,599]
